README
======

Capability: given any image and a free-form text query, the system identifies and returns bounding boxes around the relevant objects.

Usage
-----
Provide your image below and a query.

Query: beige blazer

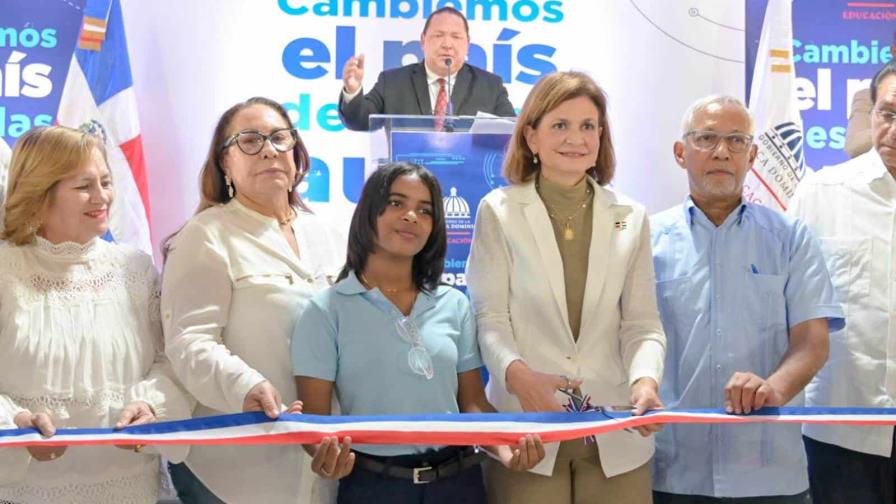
[466,178,666,477]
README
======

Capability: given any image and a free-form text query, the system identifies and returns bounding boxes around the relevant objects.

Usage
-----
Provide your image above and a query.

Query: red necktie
[434,78,448,131]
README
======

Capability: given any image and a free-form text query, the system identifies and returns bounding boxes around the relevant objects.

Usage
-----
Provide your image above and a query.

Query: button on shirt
[789,150,896,457]
[650,198,844,498]
[292,271,482,457]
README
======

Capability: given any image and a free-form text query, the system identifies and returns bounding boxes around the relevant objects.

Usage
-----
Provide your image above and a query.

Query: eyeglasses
[684,130,754,153]
[874,108,896,126]
[221,128,298,155]
[395,317,434,380]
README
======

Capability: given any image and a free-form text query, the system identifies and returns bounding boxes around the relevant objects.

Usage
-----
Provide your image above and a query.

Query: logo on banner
[444,187,474,245]
[753,121,804,204]
[483,152,505,190]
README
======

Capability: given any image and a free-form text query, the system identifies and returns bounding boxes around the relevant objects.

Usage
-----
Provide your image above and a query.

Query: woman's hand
[630,377,663,437]
[309,436,355,480]
[14,411,66,461]
[243,380,282,419]
[114,401,157,452]
[495,434,545,471]
[283,400,303,414]
[505,361,582,412]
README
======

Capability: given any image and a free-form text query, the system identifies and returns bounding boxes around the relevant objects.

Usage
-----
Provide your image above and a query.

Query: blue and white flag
[745,0,806,212]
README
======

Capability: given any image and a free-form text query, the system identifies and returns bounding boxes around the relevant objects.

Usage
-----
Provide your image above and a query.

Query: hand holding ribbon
[13,411,65,461]
[630,377,663,437]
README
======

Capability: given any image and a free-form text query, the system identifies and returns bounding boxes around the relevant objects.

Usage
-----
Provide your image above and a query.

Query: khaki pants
[483,440,652,504]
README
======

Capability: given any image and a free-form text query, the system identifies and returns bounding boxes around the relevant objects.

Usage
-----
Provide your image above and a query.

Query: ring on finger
[133,444,145,453]
[49,452,57,460]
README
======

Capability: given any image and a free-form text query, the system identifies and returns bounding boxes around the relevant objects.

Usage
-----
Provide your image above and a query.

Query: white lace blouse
[0,237,193,504]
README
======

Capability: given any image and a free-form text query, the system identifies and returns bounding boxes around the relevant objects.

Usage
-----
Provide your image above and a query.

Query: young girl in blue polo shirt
[291,162,543,503]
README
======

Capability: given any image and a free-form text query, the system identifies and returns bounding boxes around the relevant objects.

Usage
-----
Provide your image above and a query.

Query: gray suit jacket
[338,61,516,131]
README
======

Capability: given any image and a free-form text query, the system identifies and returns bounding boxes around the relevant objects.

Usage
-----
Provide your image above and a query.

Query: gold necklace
[538,184,593,241]
[359,272,410,294]
[278,207,296,226]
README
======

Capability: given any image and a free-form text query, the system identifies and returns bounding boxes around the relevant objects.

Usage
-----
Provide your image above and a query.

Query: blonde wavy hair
[2,126,107,245]
[503,71,616,186]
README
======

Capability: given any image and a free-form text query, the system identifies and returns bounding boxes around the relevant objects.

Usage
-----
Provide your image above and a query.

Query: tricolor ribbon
[2,407,895,448]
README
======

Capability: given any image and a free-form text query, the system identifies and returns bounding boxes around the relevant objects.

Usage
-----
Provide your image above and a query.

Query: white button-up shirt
[161,199,345,504]
[789,149,896,456]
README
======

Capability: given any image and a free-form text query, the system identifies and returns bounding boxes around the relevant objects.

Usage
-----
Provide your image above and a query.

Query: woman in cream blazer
[466,72,666,504]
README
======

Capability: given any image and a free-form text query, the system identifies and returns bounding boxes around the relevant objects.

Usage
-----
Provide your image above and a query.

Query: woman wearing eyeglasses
[291,162,544,504]
[161,97,344,504]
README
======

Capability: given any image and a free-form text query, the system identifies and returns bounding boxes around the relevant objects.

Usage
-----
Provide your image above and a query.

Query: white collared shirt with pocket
[789,149,896,457]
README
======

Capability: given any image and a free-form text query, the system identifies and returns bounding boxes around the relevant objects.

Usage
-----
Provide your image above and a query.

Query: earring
[225,175,235,198]
[533,153,540,165]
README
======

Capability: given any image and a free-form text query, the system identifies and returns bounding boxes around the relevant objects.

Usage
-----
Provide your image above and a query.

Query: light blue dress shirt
[291,271,483,456]
[649,198,844,498]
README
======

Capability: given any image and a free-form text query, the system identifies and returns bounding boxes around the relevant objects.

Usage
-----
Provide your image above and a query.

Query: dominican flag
[56,0,151,254]
[745,0,806,212]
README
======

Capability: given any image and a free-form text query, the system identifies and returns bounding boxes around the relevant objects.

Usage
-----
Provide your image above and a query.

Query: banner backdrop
[746,0,894,172]
[3,1,749,262]
[0,0,81,139]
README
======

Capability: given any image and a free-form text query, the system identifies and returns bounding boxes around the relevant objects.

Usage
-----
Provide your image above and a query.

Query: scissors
[559,389,635,412]
[559,389,637,432]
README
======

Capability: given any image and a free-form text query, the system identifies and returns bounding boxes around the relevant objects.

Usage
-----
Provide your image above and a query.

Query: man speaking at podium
[337,7,516,131]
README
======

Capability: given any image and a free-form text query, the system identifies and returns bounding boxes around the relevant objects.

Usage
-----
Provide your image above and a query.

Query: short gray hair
[680,94,755,136]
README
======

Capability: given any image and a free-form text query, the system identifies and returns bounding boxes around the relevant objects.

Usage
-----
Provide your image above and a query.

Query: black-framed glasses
[684,130,754,153]
[874,108,896,126]
[221,128,298,155]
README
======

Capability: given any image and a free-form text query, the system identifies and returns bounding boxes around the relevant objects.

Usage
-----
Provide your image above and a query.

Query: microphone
[443,57,454,131]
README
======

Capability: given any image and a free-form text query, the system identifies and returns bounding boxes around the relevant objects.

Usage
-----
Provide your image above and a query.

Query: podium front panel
[389,130,512,293]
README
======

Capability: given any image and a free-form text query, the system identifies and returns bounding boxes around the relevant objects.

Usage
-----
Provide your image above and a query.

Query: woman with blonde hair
[0,126,192,504]
[161,96,344,503]
[466,71,666,503]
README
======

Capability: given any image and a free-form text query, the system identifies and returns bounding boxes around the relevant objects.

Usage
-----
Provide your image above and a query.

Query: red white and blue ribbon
[1,407,896,448]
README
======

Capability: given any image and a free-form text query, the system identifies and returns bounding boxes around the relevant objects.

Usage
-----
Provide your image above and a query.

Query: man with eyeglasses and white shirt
[649,95,844,504]
[788,61,896,504]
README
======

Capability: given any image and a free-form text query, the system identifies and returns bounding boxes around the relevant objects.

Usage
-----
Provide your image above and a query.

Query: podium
[368,114,516,292]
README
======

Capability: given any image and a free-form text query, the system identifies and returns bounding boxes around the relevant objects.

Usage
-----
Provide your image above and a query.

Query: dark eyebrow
[388,191,432,206]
